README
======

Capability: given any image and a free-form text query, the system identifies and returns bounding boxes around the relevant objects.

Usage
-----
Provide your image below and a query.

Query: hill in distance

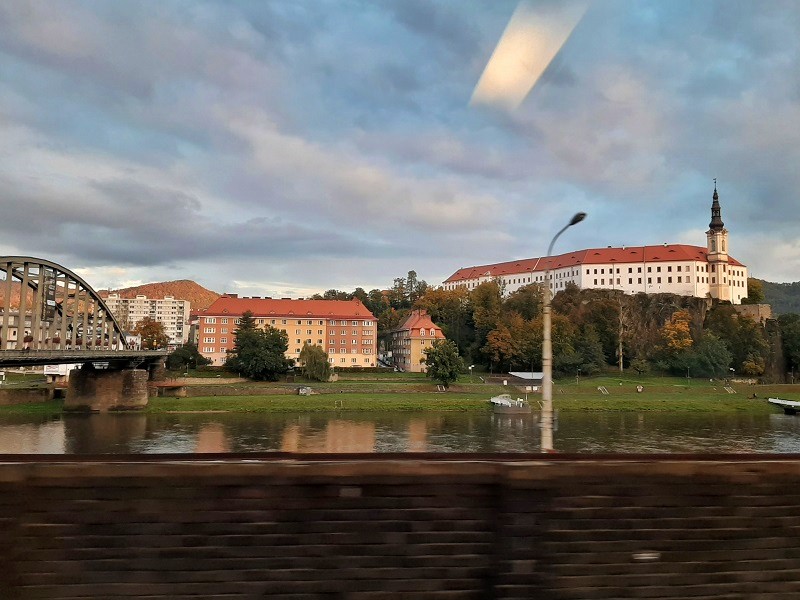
[99,280,221,311]
[758,279,800,316]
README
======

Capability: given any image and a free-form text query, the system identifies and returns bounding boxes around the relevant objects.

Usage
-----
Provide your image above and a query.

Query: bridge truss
[1,257,127,352]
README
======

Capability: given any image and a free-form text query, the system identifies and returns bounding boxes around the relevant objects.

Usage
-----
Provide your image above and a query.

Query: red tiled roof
[203,296,377,320]
[395,309,445,337]
[444,244,745,283]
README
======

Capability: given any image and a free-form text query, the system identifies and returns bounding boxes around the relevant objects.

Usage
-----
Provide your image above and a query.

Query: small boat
[490,393,532,414]
[768,398,800,415]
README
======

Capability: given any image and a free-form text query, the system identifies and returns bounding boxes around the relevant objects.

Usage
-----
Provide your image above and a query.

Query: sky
[1,0,799,297]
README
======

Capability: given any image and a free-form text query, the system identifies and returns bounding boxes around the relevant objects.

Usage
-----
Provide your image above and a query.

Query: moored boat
[490,393,532,414]
[768,398,800,415]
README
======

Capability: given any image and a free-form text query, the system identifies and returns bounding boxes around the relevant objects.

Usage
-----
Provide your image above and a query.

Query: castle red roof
[203,296,376,320]
[444,244,745,283]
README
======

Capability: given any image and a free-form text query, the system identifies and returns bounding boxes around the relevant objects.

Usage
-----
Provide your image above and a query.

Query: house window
[221,328,228,333]
[220,318,227,324]
[657,266,662,273]
[203,337,214,343]
[220,337,227,344]
[204,328,215,333]
[421,330,425,336]
[206,318,216,324]
[668,266,672,272]
[668,277,672,283]
[677,277,682,283]
[638,278,642,284]
[647,267,652,273]
[628,268,632,273]
[203,347,214,353]
[657,277,662,284]
[638,267,642,273]
[628,278,633,285]
[648,278,652,284]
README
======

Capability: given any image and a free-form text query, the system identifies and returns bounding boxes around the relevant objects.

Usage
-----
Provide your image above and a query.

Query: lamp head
[569,212,587,226]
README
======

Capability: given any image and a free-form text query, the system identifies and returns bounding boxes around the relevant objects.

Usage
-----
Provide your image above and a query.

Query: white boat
[490,393,532,414]
[768,398,800,415]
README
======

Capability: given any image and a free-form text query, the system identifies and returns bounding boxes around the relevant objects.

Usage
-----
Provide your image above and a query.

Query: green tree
[226,319,290,381]
[166,344,212,371]
[742,278,765,304]
[575,324,606,375]
[686,333,732,379]
[298,343,331,382]
[423,339,465,388]
[133,317,169,349]
[779,313,800,375]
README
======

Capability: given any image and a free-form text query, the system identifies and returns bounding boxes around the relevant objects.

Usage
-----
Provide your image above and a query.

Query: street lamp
[542,212,586,453]
[468,364,475,383]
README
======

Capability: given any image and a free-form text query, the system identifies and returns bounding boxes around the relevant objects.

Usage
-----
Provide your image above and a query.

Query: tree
[423,339,465,388]
[166,344,212,371]
[686,333,732,379]
[779,314,800,375]
[298,343,331,382]
[226,320,291,381]
[133,317,169,349]
[661,310,694,353]
[742,278,765,304]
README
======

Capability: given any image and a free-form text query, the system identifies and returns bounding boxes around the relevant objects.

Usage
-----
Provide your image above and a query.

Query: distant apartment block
[198,295,378,367]
[104,294,190,346]
[388,309,445,373]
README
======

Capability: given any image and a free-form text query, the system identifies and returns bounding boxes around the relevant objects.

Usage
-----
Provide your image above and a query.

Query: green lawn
[1,371,796,416]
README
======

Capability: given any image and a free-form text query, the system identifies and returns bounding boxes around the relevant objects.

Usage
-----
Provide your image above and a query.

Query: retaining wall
[1,455,799,599]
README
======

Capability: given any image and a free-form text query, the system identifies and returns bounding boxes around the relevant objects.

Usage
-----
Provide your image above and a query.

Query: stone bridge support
[64,359,164,412]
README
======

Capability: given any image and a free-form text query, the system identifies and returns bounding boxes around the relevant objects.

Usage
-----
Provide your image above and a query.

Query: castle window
[657,277,662,284]
[677,277,682,283]
[711,239,717,251]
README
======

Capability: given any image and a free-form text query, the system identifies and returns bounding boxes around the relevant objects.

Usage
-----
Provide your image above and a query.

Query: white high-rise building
[104,294,190,347]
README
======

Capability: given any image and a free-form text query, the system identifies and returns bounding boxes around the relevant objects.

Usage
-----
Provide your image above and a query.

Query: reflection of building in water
[407,419,427,452]
[195,423,230,453]
[63,413,147,453]
[0,422,65,453]
[281,420,376,453]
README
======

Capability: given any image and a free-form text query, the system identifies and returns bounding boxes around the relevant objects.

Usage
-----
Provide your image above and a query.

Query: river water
[2,410,800,454]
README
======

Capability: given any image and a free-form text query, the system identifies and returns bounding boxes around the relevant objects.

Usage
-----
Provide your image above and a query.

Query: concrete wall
[64,366,149,412]
[1,456,800,599]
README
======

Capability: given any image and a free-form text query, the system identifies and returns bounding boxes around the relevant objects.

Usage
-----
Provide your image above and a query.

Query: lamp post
[469,364,475,383]
[541,212,586,452]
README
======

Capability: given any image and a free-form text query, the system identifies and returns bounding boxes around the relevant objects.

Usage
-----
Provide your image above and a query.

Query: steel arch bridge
[1,256,127,353]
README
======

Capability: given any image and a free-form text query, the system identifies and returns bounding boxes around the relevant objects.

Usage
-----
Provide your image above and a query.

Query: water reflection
[2,410,800,454]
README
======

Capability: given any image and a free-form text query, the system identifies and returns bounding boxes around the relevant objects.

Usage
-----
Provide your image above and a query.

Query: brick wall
[1,456,800,598]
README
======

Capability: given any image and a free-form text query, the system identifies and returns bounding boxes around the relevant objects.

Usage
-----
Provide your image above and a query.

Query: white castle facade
[443,187,749,304]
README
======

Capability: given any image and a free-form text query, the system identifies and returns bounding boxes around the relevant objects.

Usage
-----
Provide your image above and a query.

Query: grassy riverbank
[1,371,798,416]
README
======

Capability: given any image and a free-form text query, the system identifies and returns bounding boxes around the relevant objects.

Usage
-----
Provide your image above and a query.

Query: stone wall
[1,456,800,598]
[64,366,149,411]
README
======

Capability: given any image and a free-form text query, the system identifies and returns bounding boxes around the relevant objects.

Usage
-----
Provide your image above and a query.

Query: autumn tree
[133,317,169,349]
[661,310,694,353]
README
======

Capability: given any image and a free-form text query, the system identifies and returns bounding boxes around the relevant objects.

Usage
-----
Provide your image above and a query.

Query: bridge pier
[64,363,150,412]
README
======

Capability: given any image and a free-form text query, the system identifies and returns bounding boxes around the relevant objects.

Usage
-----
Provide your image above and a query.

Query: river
[1,410,799,454]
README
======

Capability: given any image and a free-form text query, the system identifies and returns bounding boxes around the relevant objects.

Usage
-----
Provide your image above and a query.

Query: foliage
[661,309,694,352]
[423,339,465,388]
[742,278,765,304]
[298,343,331,382]
[758,279,800,315]
[166,344,212,371]
[779,313,800,374]
[132,317,169,349]
[685,333,732,378]
[226,313,291,381]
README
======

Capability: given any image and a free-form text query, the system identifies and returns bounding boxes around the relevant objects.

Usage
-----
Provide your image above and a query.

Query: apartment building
[388,309,445,373]
[197,295,378,367]
[104,294,190,347]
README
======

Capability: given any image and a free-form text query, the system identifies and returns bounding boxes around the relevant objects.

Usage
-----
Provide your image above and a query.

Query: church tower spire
[706,179,731,302]
[709,178,724,230]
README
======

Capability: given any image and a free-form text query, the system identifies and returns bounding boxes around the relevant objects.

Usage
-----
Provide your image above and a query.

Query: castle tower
[706,181,731,302]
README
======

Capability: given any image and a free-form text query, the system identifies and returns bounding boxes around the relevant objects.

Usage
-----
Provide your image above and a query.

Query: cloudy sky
[1,0,799,297]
